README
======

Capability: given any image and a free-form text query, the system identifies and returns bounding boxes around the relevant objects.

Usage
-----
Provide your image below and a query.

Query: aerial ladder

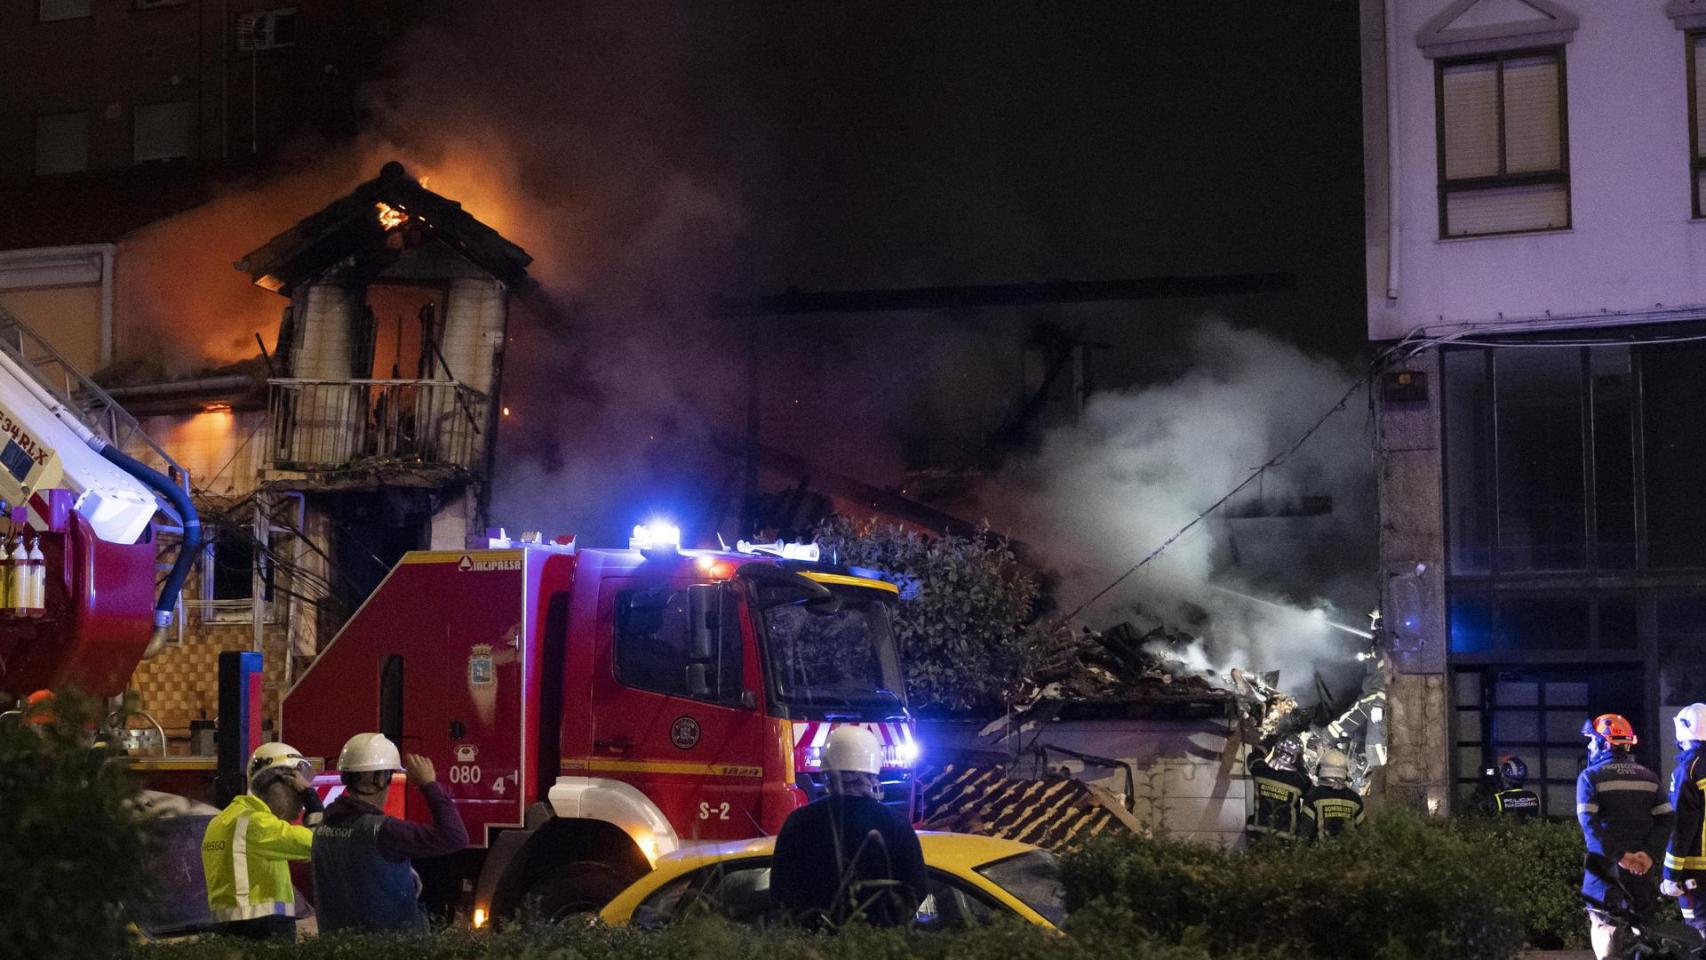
[0,306,200,700]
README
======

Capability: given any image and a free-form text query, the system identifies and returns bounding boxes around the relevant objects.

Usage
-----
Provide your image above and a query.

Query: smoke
[998,318,1375,693]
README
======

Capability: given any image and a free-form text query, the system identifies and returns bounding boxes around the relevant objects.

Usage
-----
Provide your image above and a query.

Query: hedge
[131,918,1251,960]
[0,692,151,960]
[1057,811,1538,960]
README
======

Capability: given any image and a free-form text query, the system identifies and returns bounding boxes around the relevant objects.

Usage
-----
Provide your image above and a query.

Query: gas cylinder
[26,536,44,617]
[7,536,26,618]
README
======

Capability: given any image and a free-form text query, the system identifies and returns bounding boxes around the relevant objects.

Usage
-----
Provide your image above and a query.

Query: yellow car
[599,831,1064,931]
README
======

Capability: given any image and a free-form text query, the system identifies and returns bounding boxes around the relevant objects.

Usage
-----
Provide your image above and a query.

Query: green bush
[815,518,1043,714]
[0,692,151,959]
[1057,810,1529,960]
[1451,816,1587,949]
[131,917,1266,960]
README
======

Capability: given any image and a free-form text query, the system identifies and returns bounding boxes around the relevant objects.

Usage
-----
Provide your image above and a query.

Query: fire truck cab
[282,524,917,920]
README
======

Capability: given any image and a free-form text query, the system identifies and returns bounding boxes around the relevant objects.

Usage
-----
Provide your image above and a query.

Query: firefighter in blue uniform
[1662,703,1706,943]
[1488,755,1541,818]
[1577,713,1673,960]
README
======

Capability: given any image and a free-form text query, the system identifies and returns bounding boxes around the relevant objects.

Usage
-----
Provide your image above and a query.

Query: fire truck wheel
[523,860,636,920]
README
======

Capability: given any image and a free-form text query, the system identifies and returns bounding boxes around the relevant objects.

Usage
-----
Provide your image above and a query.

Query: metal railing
[266,378,488,471]
[0,305,190,496]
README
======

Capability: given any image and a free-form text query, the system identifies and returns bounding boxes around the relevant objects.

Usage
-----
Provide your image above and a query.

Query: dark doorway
[1453,663,1648,818]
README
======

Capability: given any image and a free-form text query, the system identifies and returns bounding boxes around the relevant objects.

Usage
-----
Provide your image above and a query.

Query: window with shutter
[1688,32,1706,217]
[1436,48,1570,237]
[134,102,196,164]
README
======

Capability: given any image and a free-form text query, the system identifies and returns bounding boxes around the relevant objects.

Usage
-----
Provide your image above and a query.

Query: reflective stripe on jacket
[1578,751,1672,901]
[201,793,313,922]
[1248,758,1311,837]
[1666,748,1706,878]
[1300,784,1365,841]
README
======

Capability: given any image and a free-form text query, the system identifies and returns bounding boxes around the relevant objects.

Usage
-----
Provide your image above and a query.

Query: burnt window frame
[1434,45,1572,239]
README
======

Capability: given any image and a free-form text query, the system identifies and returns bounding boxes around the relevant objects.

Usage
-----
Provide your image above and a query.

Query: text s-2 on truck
[282,524,919,922]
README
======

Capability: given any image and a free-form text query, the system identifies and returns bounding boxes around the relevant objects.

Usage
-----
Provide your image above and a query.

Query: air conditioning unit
[235,8,299,51]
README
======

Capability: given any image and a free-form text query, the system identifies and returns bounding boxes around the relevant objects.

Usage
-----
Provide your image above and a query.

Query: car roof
[656,831,1043,872]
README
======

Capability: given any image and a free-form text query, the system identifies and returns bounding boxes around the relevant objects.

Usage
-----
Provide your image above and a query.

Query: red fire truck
[281,523,918,921]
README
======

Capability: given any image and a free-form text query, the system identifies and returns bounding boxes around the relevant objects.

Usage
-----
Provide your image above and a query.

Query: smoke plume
[998,319,1374,692]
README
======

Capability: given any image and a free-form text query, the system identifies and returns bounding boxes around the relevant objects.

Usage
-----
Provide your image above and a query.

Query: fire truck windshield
[756,584,905,711]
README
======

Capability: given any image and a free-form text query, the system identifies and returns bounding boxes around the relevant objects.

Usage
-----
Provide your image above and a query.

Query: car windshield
[974,851,1066,927]
[756,583,905,709]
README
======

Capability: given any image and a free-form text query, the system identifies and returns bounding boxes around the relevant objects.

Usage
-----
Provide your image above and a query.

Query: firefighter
[1661,703,1706,942]
[1299,748,1364,841]
[311,732,468,934]
[771,726,927,929]
[201,742,322,940]
[1246,736,1311,846]
[1488,755,1541,818]
[1577,713,1673,960]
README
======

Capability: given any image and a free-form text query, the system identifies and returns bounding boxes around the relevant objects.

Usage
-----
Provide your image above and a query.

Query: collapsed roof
[234,161,532,295]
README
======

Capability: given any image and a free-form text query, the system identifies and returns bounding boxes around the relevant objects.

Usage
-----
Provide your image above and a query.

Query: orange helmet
[23,689,55,726]
[1585,713,1638,751]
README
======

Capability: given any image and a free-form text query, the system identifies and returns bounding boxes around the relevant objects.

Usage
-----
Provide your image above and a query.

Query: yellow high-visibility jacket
[201,793,313,922]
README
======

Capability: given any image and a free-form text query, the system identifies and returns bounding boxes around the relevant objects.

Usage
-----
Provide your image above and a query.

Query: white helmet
[248,742,311,790]
[1318,749,1350,781]
[338,732,403,773]
[822,726,884,776]
[1676,704,1706,746]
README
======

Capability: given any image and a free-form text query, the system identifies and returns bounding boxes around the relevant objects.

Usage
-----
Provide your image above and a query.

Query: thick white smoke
[1000,318,1375,692]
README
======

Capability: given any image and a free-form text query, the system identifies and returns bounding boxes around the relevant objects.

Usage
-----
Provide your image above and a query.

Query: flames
[376,201,409,231]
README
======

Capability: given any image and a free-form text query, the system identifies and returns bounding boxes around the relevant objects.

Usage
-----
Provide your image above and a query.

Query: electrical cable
[1053,313,1706,630]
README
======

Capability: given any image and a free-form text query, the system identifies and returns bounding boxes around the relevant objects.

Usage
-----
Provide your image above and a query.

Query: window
[1436,49,1569,237]
[39,0,91,21]
[200,525,271,621]
[134,102,195,163]
[1643,341,1706,568]
[34,112,89,175]
[1689,32,1706,217]
[1494,348,1583,570]
[1443,345,1643,576]
[615,585,744,705]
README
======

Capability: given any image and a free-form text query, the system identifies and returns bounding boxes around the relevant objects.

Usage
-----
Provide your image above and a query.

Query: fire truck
[281,522,918,921]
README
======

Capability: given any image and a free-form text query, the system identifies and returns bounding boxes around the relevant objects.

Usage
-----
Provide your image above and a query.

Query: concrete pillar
[1375,347,1452,812]
[438,277,505,394]
[284,283,364,464]
[426,277,506,466]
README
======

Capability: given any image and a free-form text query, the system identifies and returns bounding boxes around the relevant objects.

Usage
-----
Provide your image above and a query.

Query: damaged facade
[0,162,530,736]
[1361,0,1706,815]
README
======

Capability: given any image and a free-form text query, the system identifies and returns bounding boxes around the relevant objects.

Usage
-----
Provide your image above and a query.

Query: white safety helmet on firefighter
[1675,703,1706,747]
[338,732,404,773]
[822,725,884,776]
[1318,748,1350,782]
[248,742,311,791]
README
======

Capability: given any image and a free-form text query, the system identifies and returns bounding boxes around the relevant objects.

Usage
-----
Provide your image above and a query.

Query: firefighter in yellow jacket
[201,742,324,940]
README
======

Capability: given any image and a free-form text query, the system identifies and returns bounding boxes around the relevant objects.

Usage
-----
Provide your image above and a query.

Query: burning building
[1361,0,1706,815]
[0,162,530,740]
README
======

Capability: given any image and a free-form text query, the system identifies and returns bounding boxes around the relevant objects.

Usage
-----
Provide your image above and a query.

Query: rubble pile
[1016,622,1236,708]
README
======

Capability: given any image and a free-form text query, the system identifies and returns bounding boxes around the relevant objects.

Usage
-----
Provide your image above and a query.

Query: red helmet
[1585,713,1638,750]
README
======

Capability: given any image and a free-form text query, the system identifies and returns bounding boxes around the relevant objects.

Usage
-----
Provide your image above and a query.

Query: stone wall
[1374,347,1452,812]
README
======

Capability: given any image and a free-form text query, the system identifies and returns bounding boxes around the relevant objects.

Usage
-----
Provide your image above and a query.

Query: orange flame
[376,201,408,231]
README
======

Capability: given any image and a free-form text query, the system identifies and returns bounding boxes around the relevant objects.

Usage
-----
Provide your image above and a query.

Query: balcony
[266,379,488,478]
